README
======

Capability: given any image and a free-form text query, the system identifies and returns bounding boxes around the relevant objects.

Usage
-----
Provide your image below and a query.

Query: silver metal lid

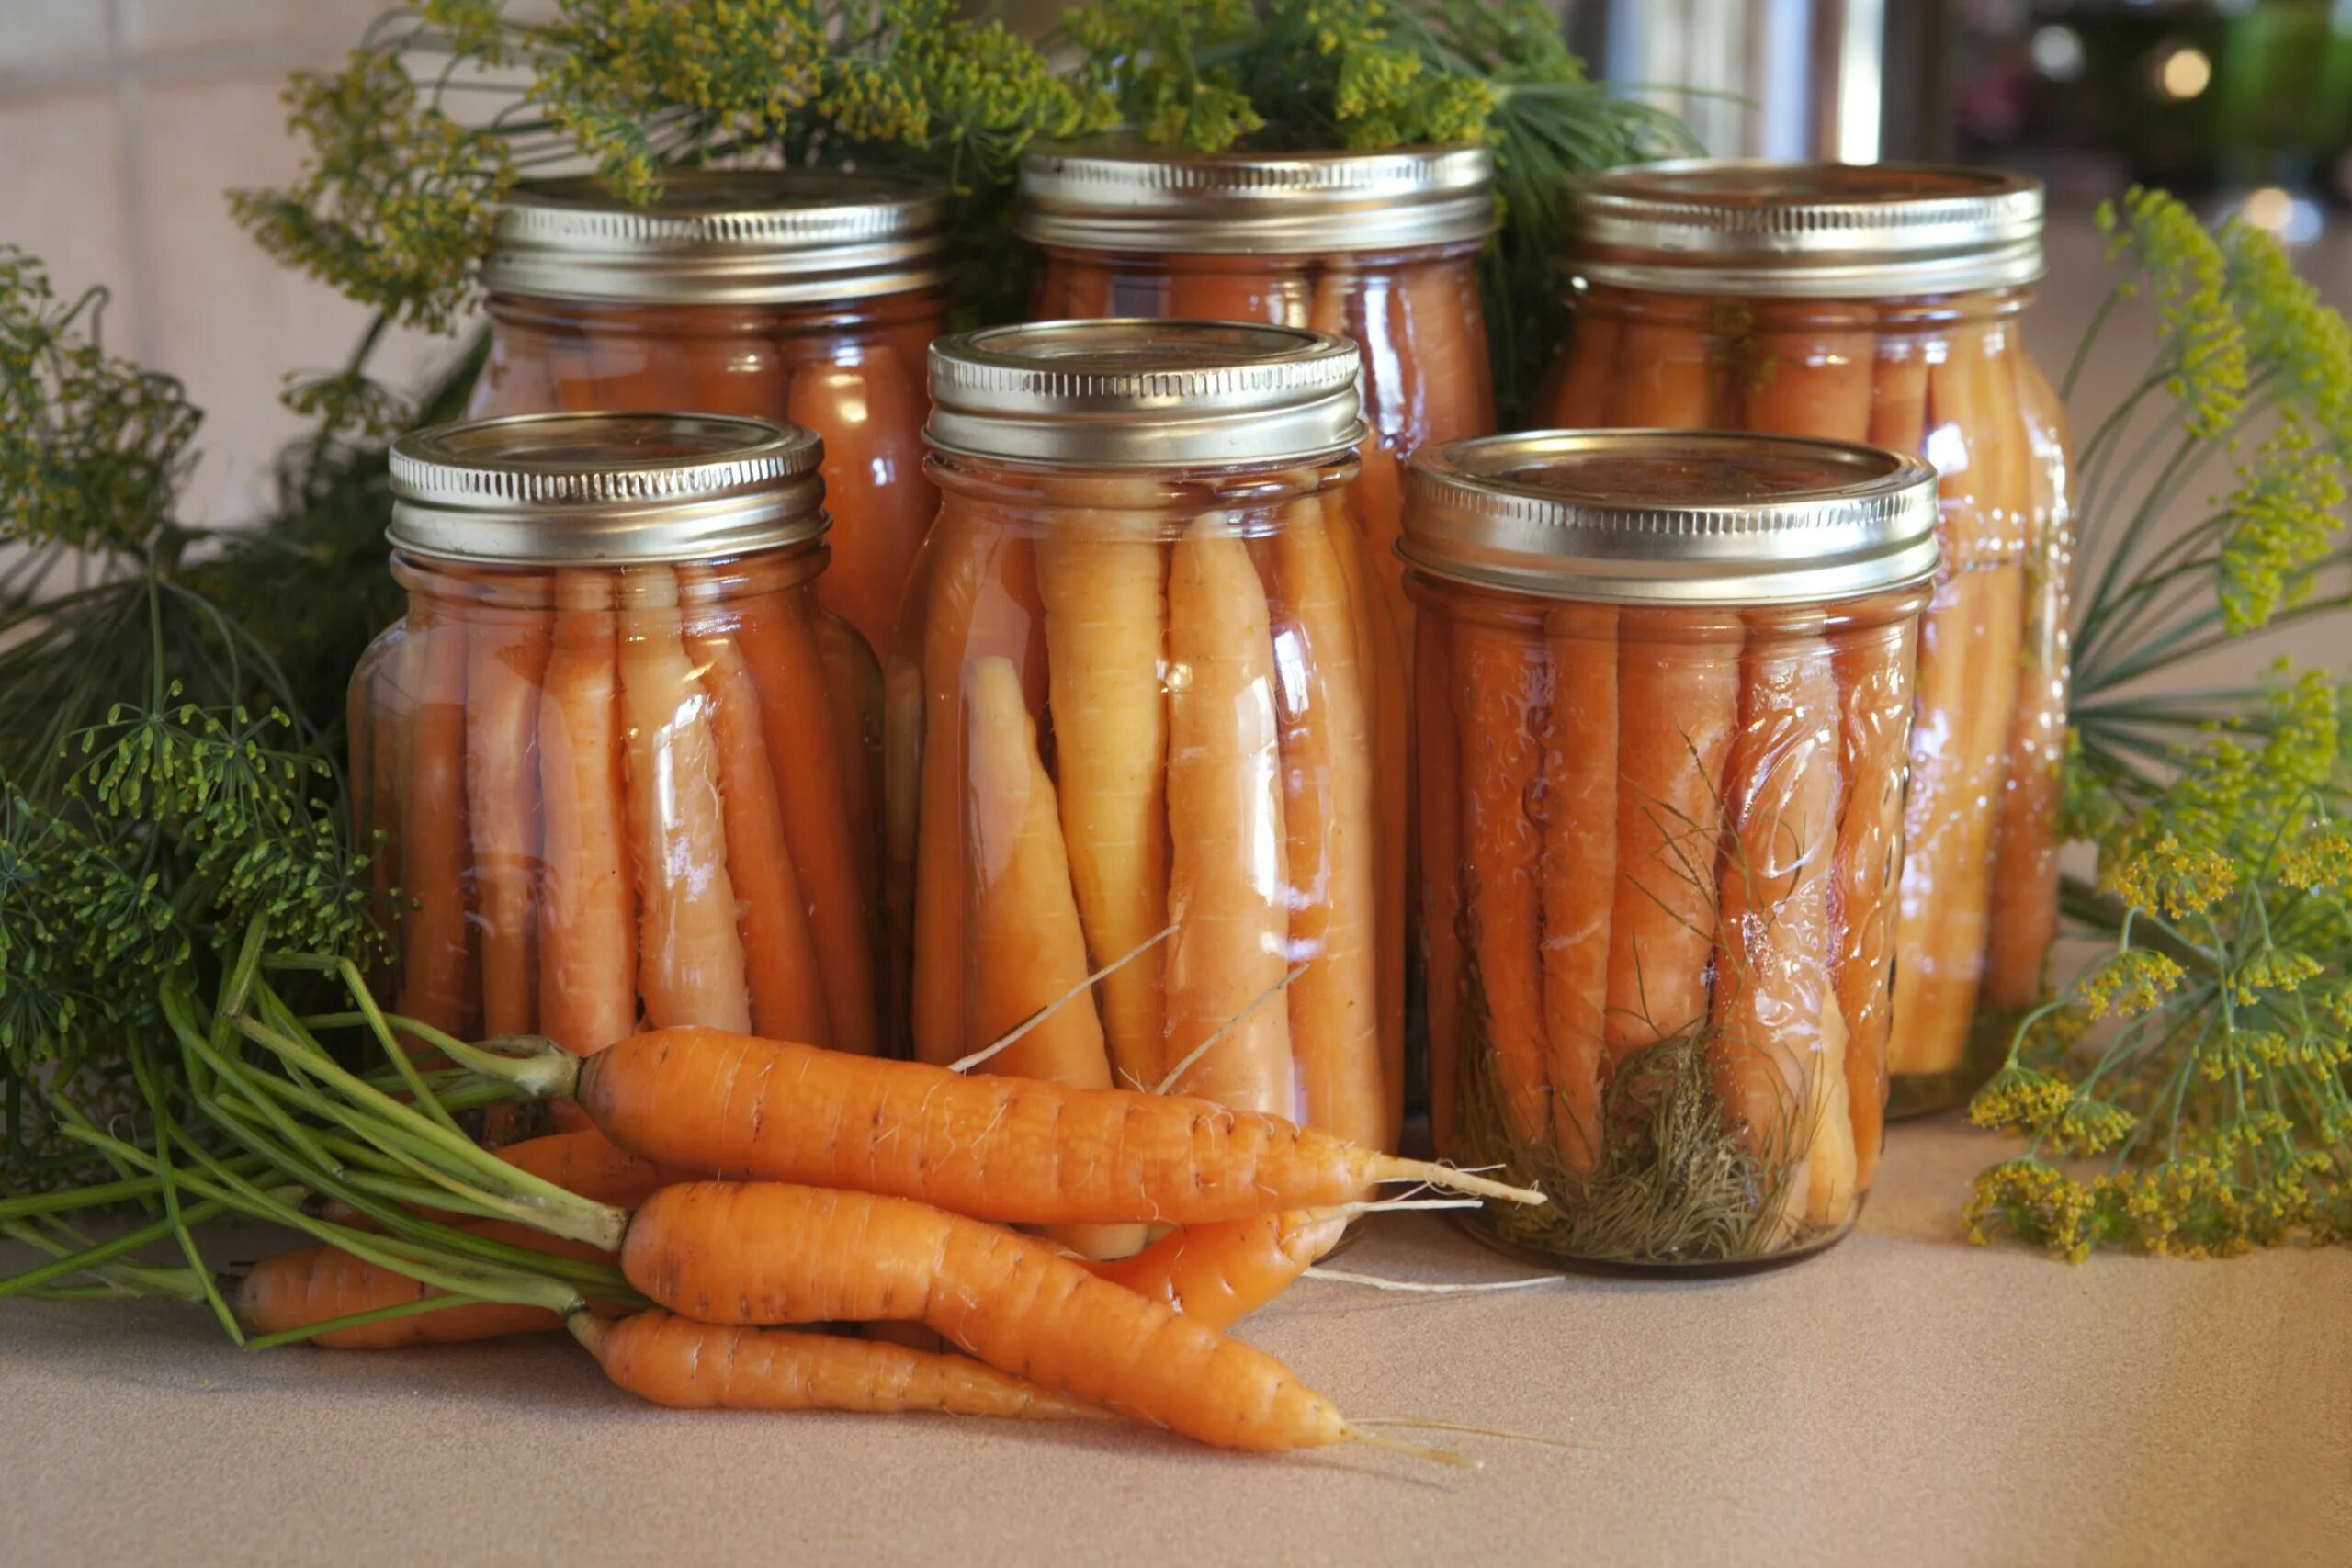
[483,170,951,305]
[925,320,1364,468]
[1016,144,1497,254]
[1401,429,1940,605]
[389,412,826,565]
[1568,160,2044,298]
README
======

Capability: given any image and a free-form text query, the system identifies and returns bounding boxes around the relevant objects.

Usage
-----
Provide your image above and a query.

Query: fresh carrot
[1604,609,1743,1061]
[1742,302,1877,441]
[1890,327,2027,1075]
[1453,617,1553,1150]
[327,1127,689,1231]
[790,339,937,660]
[1263,498,1385,1153]
[616,1181,1424,1455]
[1827,615,1916,1192]
[1982,354,2071,1010]
[683,613,831,1046]
[571,1311,1095,1419]
[1708,621,1843,1221]
[537,569,638,1057]
[235,1220,618,1349]
[1034,498,1170,1094]
[735,589,880,1056]
[546,1025,1545,1224]
[396,595,475,1043]
[1539,309,1621,426]
[616,564,752,1033]
[1163,512,1297,1118]
[1415,613,1466,1159]
[1080,1208,1350,1331]
[464,598,552,1041]
[1536,604,1616,1171]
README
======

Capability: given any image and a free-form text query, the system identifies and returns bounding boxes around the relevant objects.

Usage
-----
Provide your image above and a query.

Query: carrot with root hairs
[537,570,638,1057]
[464,597,551,1039]
[1264,498,1385,1153]
[1537,604,1616,1172]
[963,654,1143,1259]
[1416,614,1465,1158]
[1453,618,1553,1150]
[571,1311,1096,1420]
[1604,609,1742,1061]
[616,564,751,1033]
[1827,615,1916,1191]
[735,590,879,1056]
[1080,1208,1350,1329]
[683,613,831,1046]
[1034,496,1170,1094]
[1982,355,2071,1010]
[396,597,474,1044]
[1163,512,1296,1118]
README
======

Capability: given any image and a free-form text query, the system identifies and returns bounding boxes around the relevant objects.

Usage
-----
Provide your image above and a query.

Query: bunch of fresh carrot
[894,471,1407,1207]
[352,553,880,1082]
[1541,289,2072,1083]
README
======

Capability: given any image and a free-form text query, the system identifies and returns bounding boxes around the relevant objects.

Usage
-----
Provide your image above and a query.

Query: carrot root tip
[1370,1157,1548,1207]
[1340,1425,1481,1469]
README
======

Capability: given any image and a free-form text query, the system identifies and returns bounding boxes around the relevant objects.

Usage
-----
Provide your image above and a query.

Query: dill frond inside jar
[1404,430,1939,1269]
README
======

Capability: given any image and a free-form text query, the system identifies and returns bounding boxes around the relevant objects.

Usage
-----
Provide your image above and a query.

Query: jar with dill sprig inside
[1535,162,2071,1119]
[1404,430,1939,1269]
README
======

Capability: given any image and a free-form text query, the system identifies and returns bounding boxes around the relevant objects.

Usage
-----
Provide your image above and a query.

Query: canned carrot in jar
[1539,162,2068,1118]
[895,321,1397,1259]
[468,171,948,666]
[1404,430,1939,1269]
[355,414,881,1110]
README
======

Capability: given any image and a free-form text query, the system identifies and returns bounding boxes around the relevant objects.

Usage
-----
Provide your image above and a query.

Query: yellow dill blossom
[2222,217,2352,457]
[2217,418,2346,636]
[1967,1063,2074,1134]
[2097,186,2247,438]
[1965,1159,2096,1261]
[2107,836,2236,921]
[2278,825,2352,891]
[2199,1027,2290,1081]
[2050,1095,2137,1156]
[2228,949,2322,1006]
[2077,947,2185,1021]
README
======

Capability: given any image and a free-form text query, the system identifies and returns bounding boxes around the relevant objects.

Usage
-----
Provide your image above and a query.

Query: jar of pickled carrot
[1405,430,1939,1269]
[894,321,1397,1241]
[354,412,882,1111]
[1536,162,2069,1119]
[1019,145,1497,1113]
[469,171,948,667]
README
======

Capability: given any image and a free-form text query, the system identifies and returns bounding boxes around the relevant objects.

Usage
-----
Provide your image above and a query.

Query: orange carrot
[1709,622,1843,1223]
[1540,309,1622,426]
[464,598,552,1040]
[1453,617,1553,1149]
[616,1182,1420,1454]
[467,322,563,419]
[236,1220,618,1349]
[1743,302,1877,441]
[572,1311,1095,1419]
[1415,614,1465,1158]
[1827,615,1916,1192]
[1808,996,1859,1229]
[1263,499,1385,1153]
[1034,500,1170,1093]
[537,570,638,1056]
[1604,608,1743,1060]
[616,564,751,1033]
[1536,604,1616,1171]
[789,339,936,660]
[329,1127,688,1231]
[396,596,474,1043]
[573,330,703,412]
[1080,1208,1349,1329]
[808,607,884,943]
[1163,512,1296,1118]
[1869,319,1932,453]
[1982,354,2071,1010]
[1164,259,1310,325]
[1396,254,1497,447]
[1611,310,1716,426]
[735,591,880,1056]
[560,1027,1544,1223]
[684,615,831,1046]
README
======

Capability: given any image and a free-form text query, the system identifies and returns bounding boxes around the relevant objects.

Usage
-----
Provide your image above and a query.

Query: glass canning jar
[352,413,882,1111]
[1404,430,1939,1269]
[1535,162,2071,1118]
[893,321,1397,1249]
[467,170,949,667]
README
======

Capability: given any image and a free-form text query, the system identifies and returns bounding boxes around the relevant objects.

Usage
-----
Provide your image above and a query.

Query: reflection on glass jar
[1406,431,1939,1269]
[356,414,880,1114]
[466,171,949,667]
[893,322,1394,1257]
[1536,162,2071,1118]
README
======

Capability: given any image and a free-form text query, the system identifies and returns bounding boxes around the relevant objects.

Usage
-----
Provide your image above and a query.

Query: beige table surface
[4,1115,2346,1568]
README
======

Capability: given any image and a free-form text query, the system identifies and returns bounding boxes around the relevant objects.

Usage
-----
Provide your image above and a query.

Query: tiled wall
[1,1,451,523]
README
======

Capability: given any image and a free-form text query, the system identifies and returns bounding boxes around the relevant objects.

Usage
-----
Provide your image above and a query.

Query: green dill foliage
[1968,189,2352,1258]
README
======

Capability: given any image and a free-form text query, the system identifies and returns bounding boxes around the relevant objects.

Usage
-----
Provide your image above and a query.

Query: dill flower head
[1965,1158,2096,1261]
[2217,416,2346,636]
[2106,836,2236,923]
[1968,1061,2074,1133]
[2076,946,2188,1020]
[2222,217,2352,457]
[2098,186,2248,439]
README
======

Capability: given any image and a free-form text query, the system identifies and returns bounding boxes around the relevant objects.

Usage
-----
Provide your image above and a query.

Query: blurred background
[3,0,2348,519]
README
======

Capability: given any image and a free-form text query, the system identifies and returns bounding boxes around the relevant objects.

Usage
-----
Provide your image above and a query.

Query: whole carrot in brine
[1035,502,1169,1094]
[1163,512,1296,1118]
[616,563,751,1034]
[464,598,552,1040]
[1454,617,1552,1150]
[1868,321,1932,454]
[808,608,883,933]
[1604,609,1742,1060]
[1416,614,1465,1157]
[1611,304,1717,427]
[538,570,637,1055]
[1537,604,1616,1171]
[1742,301,1876,441]
[1164,259,1309,325]
[788,339,935,660]
[1540,308,1621,427]
[1827,615,1916,1190]
[396,597,474,1043]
